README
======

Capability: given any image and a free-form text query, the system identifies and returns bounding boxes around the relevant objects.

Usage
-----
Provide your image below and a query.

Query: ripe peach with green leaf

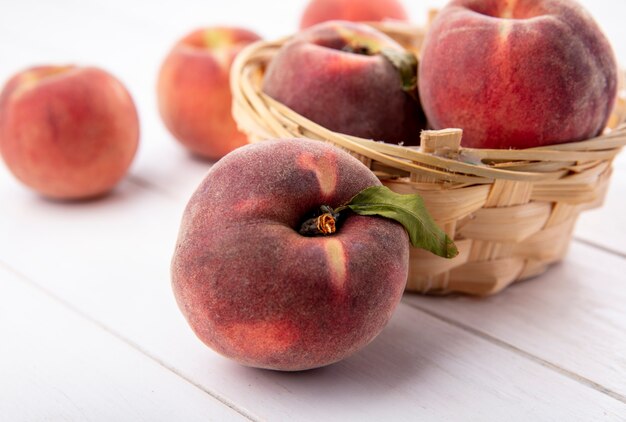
[300,0,408,29]
[418,0,618,149]
[171,138,455,371]
[0,65,139,199]
[262,21,426,146]
[157,27,261,160]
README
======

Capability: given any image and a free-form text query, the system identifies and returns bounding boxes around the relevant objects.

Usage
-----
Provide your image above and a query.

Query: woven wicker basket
[230,21,626,296]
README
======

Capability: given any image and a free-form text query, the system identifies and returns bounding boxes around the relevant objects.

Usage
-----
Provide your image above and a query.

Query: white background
[1,0,626,420]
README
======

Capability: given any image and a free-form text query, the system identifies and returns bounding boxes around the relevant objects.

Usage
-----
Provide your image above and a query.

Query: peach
[300,0,408,29]
[263,21,426,145]
[418,0,618,149]
[171,139,409,371]
[157,27,261,160]
[0,66,139,199]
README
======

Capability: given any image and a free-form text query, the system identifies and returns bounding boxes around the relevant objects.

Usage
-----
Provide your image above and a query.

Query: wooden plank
[3,262,626,421]
[0,165,625,420]
[0,266,247,422]
[162,303,626,421]
[404,241,626,401]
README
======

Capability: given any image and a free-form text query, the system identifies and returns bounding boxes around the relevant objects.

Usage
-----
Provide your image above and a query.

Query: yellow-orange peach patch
[324,238,347,290]
[297,151,337,197]
[224,320,300,357]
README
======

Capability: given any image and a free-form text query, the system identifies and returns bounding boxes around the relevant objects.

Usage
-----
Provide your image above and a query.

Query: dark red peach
[171,138,409,371]
[263,21,426,146]
[419,0,618,149]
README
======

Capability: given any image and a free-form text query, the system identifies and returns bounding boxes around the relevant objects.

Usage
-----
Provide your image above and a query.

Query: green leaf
[340,186,458,259]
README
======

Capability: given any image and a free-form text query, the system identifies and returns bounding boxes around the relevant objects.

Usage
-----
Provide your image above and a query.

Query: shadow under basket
[230,21,626,296]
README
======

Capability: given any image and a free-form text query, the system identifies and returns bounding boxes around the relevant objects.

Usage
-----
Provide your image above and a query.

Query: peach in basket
[229,10,626,296]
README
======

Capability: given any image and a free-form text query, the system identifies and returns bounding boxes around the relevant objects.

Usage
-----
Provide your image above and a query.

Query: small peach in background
[0,66,139,200]
[300,0,408,29]
[157,27,261,161]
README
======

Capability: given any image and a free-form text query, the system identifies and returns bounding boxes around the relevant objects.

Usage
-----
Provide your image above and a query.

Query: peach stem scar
[299,205,341,236]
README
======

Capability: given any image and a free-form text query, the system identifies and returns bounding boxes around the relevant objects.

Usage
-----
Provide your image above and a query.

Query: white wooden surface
[0,267,245,422]
[1,1,626,420]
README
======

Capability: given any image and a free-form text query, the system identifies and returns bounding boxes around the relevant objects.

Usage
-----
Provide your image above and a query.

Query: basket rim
[230,24,626,184]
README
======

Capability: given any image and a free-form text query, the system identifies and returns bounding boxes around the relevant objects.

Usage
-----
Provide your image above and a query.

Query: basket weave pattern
[230,22,626,295]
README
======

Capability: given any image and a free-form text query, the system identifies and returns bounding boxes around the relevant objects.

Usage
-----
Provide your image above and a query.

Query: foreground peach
[418,0,618,149]
[0,66,139,199]
[157,27,261,160]
[300,0,408,29]
[171,139,409,371]
[263,21,426,145]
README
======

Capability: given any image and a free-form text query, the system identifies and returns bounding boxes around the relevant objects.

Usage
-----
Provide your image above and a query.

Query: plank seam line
[404,300,626,405]
[572,236,626,260]
[0,260,259,422]
[126,174,180,201]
